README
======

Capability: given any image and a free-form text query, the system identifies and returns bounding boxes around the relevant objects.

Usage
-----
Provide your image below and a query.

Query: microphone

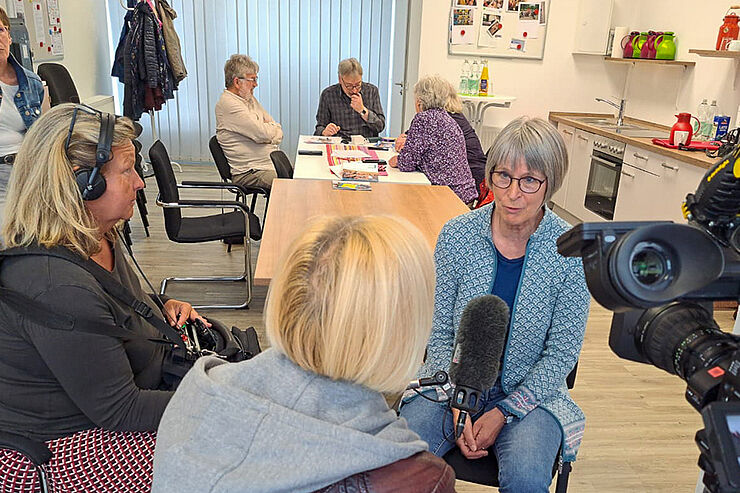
[449,295,510,440]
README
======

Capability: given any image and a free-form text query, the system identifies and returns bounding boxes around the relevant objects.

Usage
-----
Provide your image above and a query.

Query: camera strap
[0,246,187,351]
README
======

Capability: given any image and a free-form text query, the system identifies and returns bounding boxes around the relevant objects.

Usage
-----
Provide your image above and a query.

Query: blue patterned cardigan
[412,203,591,462]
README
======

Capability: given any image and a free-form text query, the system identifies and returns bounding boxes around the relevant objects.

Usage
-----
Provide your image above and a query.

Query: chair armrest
[0,431,52,466]
[156,196,251,215]
[180,181,268,197]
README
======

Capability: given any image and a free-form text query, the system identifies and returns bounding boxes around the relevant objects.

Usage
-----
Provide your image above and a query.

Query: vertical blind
[107,0,404,163]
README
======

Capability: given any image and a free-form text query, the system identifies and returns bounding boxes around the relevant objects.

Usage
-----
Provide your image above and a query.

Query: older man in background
[314,58,385,138]
[215,54,282,191]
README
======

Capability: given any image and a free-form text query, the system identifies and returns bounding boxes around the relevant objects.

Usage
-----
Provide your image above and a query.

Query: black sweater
[0,241,172,441]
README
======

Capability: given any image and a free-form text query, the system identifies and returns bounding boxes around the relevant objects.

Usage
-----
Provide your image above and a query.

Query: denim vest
[1,54,44,130]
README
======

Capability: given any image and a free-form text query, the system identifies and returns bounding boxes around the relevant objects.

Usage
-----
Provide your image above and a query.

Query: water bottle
[707,100,718,140]
[459,59,471,96]
[696,99,709,141]
[469,60,480,96]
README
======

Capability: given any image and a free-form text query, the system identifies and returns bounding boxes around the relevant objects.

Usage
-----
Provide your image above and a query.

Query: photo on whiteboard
[506,0,520,12]
[483,0,504,7]
[456,0,478,6]
[539,1,547,24]
[453,8,475,25]
[488,17,503,37]
[518,2,539,20]
[510,37,526,51]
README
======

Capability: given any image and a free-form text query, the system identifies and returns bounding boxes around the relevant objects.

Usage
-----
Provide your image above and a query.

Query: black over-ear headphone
[66,105,116,201]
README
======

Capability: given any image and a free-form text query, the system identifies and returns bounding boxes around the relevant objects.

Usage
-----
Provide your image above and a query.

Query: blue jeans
[399,383,562,493]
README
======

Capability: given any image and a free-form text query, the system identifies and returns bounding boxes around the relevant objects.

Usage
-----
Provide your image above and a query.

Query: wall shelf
[689,49,740,59]
[603,57,696,67]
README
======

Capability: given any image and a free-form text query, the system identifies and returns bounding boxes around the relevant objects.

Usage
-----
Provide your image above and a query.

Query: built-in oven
[584,136,625,220]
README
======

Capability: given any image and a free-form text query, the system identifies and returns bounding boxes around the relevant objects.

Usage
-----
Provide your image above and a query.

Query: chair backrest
[209,136,233,181]
[270,150,293,179]
[36,63,80,106]
[148,140,182,240]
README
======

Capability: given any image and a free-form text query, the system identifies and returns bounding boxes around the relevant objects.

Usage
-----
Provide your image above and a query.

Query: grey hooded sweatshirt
[152,349,428,492]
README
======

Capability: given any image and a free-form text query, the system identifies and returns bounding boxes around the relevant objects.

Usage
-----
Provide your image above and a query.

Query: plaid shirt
[314,83,385,137]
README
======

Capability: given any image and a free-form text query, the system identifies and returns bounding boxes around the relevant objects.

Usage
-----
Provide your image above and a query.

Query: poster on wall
[450,7,476,45]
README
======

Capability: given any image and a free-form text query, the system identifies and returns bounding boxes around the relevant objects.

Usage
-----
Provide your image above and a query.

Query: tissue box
[341,161,379,182]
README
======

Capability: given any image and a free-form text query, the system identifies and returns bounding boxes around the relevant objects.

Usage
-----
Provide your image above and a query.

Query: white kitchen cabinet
[551,123,575,208]
[613,162,661,221]
[564,129,594,221]
[572,0,614,54]
[620,144,708,223]
[654,158,707,224]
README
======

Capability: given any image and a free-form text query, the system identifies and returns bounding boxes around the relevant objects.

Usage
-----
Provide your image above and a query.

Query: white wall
[406,0,740,131]
[26,0,112,101]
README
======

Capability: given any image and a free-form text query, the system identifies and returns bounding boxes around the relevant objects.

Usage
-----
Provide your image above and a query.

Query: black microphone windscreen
[448,295,509,391]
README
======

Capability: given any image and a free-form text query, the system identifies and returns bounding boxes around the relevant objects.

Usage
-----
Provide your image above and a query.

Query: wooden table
[254,179,469,285]
[293,135,431,185]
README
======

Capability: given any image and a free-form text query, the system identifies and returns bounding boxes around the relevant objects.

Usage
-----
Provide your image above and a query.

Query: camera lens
[629,242,672,289]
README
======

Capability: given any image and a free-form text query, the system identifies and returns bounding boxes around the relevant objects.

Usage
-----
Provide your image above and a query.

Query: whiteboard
[448,0,549,60]
[1,0,64,62]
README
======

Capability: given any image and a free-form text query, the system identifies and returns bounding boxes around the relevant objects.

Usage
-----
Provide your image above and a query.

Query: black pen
[362,158,386,164]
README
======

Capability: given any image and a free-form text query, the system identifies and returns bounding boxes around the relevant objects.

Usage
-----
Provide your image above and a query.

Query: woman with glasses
[399,116,591,493]
[0,104,208,491]
[388,75,477,205]
[0,7,46,219]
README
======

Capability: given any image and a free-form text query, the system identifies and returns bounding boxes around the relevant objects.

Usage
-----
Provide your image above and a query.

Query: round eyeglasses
[490,171,546,194]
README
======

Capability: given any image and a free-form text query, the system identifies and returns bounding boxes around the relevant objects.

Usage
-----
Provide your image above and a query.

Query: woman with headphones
[0,104,206,491]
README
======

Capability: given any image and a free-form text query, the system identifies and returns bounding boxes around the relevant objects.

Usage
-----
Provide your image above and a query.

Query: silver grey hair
[338,58,363,78]
[414,75,452,111]
[224,54,259,88]
[444,79,463,114]
[485,116,568,203]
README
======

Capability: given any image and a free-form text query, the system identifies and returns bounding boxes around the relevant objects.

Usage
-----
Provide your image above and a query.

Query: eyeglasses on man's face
[490,170,546,194]
[238,75,258,84]
[340,78,362,91]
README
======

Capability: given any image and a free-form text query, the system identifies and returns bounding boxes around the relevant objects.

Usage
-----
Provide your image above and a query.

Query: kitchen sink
[569,116,670,139]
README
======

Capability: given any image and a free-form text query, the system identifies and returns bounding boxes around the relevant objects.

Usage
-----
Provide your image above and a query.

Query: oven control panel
[592,137,625,160]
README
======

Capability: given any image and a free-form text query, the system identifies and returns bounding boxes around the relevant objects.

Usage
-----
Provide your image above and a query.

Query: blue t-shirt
[492,248,524,316]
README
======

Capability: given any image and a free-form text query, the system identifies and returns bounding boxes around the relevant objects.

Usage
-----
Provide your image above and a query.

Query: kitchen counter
[549,112,718,170]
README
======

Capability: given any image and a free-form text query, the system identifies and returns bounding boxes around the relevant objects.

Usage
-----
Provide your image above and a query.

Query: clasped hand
[451,407,506,459]
[162,299,211,328]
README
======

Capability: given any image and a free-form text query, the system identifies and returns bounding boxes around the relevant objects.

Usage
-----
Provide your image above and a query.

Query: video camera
[557,143,740,493]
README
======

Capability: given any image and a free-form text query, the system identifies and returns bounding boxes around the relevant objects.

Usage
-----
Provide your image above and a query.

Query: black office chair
[0,431,52,492]
[36,63,80,106]
[270,150,294,179]
[149,140,262,309]
[442,365,579,492]
[207,136,269,219]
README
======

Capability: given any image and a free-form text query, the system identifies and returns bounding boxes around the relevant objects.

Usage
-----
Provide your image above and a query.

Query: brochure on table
[449,0,548,60]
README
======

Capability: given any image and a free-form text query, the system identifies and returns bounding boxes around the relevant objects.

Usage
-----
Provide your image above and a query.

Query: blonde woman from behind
[153,215,455,493]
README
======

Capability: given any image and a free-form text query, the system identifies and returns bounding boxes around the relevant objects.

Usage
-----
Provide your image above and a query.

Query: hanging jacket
[122,1,175,120]
[156,0,187,85]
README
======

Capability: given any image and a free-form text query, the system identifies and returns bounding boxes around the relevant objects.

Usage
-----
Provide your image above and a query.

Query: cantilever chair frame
[155,182,255,310]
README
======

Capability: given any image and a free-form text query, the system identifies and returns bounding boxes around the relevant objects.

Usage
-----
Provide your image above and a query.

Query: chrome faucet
[595,97,627,127]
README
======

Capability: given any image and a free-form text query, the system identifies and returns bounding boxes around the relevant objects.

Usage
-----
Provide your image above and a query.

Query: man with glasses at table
[314,58,385,138]
[215,54,282,192]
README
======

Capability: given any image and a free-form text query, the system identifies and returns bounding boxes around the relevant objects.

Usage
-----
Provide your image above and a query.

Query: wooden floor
[130,164,735,493]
